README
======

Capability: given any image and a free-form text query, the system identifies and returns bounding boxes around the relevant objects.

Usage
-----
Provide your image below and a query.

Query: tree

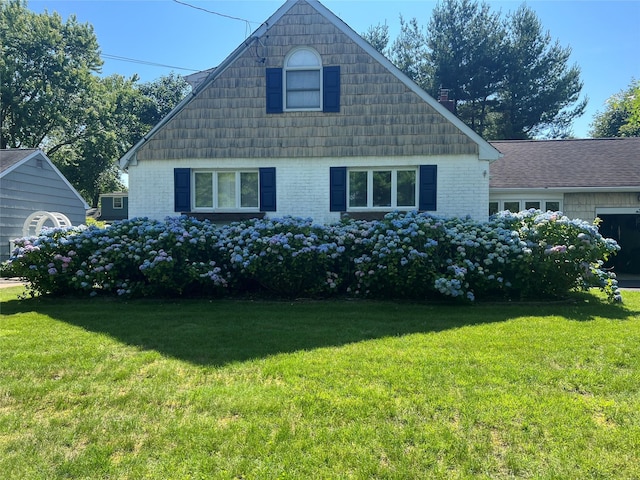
[1,1,191,205]
[365,0,587,139]
[50,75,148,206]
[137,72,191,126]
[362,22,390,58]
[495,5,586,139]
[425,0,506,136]
[50,73,191,206]
[0,0,102,150]
[590,79,640,137]
[390,17,431,89]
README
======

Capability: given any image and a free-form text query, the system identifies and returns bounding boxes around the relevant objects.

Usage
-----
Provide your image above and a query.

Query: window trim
[347,167,419,211]
[192,169,260,212]
[284,47,323,112]
[490,199,563,214]
[112,197,123,209]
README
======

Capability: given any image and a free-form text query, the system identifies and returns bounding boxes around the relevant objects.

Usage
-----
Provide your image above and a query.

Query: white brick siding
[127,155,491,223]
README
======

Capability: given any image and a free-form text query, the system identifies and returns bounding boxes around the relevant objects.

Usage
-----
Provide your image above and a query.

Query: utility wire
[102,1,262,73]
[171,0,260,36]
[172,0,258,24]
[101,53,200,72]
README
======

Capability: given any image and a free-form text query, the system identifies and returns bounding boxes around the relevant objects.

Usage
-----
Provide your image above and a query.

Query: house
[119,0,501,225]
[98,192,129,222]
[489,138,640,273]
[0,149,89,261]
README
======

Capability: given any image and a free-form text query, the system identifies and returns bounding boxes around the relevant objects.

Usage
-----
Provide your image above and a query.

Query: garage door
[598,213,640,274]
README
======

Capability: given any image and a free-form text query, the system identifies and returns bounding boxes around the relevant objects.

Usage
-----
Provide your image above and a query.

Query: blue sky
[28,0,640,138]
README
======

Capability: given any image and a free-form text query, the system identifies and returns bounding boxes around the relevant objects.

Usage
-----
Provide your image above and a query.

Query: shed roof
[489,138,640,189]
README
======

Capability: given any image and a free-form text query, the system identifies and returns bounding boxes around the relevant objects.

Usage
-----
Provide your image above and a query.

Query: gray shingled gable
[489,138,640,189]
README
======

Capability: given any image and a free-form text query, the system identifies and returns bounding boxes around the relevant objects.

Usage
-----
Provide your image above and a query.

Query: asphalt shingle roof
[489,138,640,189]
[0,149,39,175]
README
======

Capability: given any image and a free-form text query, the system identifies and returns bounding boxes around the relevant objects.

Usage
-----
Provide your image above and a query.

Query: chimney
[438,87,456,114]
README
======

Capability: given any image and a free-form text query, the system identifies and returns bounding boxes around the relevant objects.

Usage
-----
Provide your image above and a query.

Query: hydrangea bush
[5,210,622,302]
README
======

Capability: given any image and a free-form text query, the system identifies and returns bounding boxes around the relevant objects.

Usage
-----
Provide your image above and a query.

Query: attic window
[285,48,322,110]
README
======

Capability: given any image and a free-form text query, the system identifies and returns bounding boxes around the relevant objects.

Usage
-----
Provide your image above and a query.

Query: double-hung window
[285,48,322,111]
[348,168,417,209]
[193,170,259,210]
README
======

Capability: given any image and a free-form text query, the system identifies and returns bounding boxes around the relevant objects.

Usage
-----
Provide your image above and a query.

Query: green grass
[1,287,639,479]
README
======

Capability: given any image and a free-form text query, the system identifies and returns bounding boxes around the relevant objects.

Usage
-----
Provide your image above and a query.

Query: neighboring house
[489,138,640,273]
[98,192,129,222]
[119,0,501,225]
[0,149,89,261]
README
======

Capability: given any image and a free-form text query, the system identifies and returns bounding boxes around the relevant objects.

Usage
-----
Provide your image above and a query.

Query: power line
[172,0,259,25]
[102,1,263,74]
[101,53,200,72]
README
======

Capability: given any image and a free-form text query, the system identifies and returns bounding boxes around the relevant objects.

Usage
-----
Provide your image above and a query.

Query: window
[545,201,560,211]
[266,49,340,114]
[193,171,259,210]
[503,201,520,212]
[348,169,417,209]
[285,48,322,110]
[489,199,563,215]
[113,197,123,209]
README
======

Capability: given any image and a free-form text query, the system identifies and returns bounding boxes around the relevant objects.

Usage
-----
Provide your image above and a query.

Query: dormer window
[285,48,322,110]
[266,49,340,114]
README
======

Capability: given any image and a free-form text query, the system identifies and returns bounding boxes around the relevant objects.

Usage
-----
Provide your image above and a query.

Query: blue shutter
[323,66,340,113]
[266,68,283,114]
[259,167,276,211]
[174,168,191,212]
[419,165,437,211]
[329,167,347,212]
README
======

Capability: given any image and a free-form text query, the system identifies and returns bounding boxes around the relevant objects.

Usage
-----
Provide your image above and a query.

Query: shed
[98,192,129,222]
[0,149,89,261]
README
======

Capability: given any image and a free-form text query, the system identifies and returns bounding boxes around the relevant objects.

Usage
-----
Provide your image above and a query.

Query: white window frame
[284,47,322,112]
[491,199,563,214]
[347,168,418,211]
[192,170,260,212]
[112,197,123,209]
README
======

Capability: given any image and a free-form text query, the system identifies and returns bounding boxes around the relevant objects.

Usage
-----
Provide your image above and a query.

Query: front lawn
[1,287,639,479]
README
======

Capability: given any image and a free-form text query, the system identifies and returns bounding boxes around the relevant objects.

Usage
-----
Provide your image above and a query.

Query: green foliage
[0,0,102,149]
[495,5,586,139]
[137,72,191,126]
[426,0,506,137]
[364,0,587,139]
[361,22,390,57]
[6,211,621,302]
[590,78,640,137]
[0,1,190,206]
[84,217,106,229]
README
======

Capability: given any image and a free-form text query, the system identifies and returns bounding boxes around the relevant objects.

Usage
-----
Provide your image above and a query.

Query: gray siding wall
[100,195,129,221]
[0,157,86,260]
[136,1,477,162]
[564,192,640,222]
